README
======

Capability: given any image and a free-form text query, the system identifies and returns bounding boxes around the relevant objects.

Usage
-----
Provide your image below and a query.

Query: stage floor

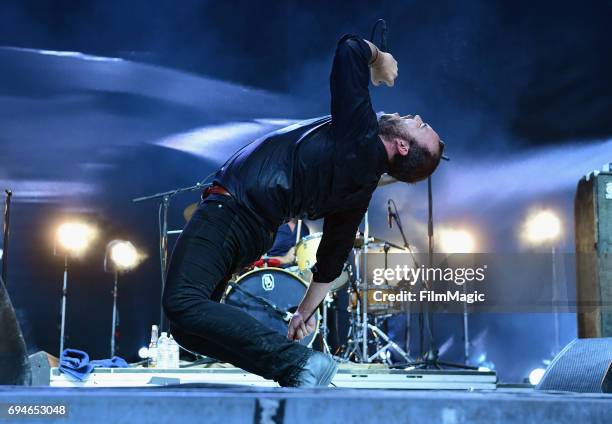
[1,384,610,424]
[48,364,497,390]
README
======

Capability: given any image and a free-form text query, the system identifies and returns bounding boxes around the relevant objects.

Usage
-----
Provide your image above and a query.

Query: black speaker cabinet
[0,276,31,385]
[537,338,612,393]
[575,169,612,338]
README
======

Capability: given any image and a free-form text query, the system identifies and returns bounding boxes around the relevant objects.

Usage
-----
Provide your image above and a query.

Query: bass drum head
[224,268,319,347]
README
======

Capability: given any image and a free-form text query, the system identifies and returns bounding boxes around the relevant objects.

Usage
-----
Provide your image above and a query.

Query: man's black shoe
[288,351,338,388]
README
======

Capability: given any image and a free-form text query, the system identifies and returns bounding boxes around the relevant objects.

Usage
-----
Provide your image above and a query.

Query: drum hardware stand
[341,267,364,361]
[318,294,335,354]
[361,212,369,361]
[340,211,415,364]
[367,322,412,364]
[132,181,211,332]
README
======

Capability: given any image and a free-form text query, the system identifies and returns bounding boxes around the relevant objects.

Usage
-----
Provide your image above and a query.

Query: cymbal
[353,235,405,250]
[183,202,198,222]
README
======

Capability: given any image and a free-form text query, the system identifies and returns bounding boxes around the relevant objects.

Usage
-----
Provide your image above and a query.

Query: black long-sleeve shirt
[214,35,388,283]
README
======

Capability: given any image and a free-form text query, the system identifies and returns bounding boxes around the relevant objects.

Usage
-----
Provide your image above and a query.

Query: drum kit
[226,225,416,364]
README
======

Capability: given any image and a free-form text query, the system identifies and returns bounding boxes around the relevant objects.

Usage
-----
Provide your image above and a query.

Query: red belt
[202,184,231,199]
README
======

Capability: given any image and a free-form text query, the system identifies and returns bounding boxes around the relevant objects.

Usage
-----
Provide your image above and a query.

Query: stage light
[439,228,476,253]
[528,367,546,385]
[104,240,144,357]
[523,210,561,245]
[56,222,96,255]
[54,220,96,357]
[107,240,140,271]
[138,346,149,359]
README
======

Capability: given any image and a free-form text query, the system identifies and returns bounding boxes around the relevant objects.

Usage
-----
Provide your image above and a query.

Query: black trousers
[162,194,311,384]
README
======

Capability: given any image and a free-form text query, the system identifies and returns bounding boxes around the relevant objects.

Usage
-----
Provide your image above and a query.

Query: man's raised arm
[330,35,398,142]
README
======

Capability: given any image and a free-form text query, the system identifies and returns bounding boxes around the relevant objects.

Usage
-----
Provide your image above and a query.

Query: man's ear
[396,139,409,156]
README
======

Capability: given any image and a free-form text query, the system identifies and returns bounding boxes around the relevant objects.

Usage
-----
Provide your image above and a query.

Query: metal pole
[426,176,435,353]
[2,190,12,285]
[295,220,302,245]
[320,296,331,354]
[111,271,118,357]
[551,245,560,354]
[463,282,469,362]
[159,196,170,331]
[361,211,369,362]
[59,255,68,357]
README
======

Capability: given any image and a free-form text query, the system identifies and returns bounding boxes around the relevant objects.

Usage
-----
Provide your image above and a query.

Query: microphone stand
[132,181,210,331]
[395,176,476,371]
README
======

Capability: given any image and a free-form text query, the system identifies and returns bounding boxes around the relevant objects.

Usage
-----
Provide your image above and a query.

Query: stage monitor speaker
[0,276,31,385]
[29,351,57,386]
[574,168,612,338]
[603,362,612,393]
[536,338,612,393]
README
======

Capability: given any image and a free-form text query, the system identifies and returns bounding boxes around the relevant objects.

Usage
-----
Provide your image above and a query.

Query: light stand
[59,255,68,357]
[105,240,141,357]
[110,270,119,357]
[55,221,95,358]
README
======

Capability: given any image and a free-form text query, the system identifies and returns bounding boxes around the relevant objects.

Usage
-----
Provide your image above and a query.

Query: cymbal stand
[361,211,369,360]
[341,252,364,362]
[319,294,333,355]
[367,321,412,364]
[342,211,414,363]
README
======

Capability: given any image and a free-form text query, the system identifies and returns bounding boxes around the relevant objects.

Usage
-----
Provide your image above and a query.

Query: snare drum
[349,284,404,315]
[224,268,319,347]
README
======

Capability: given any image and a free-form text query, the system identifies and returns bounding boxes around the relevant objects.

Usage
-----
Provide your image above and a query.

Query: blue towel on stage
[59,348,128,381]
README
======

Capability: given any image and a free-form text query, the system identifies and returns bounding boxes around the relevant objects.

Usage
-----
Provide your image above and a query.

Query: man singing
[163,34,444,387]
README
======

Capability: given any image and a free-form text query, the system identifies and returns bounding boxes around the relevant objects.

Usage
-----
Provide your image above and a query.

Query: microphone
[387,199,393,229]
[380,19,387,52]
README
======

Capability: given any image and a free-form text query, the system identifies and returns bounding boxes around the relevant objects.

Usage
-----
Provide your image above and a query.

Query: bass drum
[224,268,319,347]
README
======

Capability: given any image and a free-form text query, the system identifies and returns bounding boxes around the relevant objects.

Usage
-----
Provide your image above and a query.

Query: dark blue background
[0,0,610,382]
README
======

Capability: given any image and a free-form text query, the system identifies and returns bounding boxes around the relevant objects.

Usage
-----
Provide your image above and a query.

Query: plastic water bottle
[148,325,159,368]
[157,332,170,368]
[168,334,180,368]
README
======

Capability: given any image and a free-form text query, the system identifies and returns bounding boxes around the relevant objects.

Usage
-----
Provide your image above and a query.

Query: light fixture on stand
[522,209,563,354]
[104,240,143,357]
[439,227,477,362]
[54,221,97,357]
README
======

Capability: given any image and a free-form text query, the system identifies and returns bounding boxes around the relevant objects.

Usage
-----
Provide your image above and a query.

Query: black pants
[162,194,311,384]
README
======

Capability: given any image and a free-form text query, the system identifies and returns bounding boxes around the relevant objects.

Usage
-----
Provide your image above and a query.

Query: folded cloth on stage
[59,348,128,381]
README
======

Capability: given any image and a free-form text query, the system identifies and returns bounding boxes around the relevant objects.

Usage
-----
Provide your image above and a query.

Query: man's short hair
[378,114,441,183]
